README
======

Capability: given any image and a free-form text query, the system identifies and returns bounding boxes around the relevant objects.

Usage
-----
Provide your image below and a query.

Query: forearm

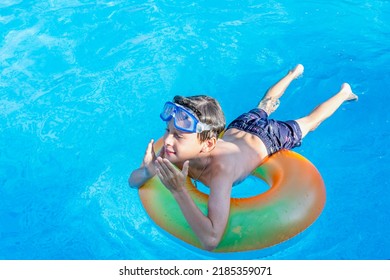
[172,189,221,251]
[128,167,153,189]
[154,157,228,250]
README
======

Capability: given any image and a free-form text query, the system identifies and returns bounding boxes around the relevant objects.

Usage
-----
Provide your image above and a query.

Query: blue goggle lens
[160,102,210,133]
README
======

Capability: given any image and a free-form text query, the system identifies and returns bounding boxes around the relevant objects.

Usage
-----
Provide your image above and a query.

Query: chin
[164,152,177,161]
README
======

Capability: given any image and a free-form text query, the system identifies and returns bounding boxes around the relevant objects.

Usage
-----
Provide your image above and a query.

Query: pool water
[0,0,389,260]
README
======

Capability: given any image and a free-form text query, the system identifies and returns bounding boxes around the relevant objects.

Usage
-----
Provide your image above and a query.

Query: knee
[296,117,320,138]
[310,121,321,132]
[258,97,280,115]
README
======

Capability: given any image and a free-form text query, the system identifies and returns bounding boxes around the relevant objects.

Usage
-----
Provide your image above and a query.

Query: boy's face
[163,120,204,164]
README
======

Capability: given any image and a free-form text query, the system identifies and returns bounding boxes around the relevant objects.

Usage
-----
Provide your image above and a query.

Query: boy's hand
[155,158,189,193]
[142,139,162,177]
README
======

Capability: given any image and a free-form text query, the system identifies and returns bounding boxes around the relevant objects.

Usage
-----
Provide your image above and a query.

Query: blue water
[0,0,389,260]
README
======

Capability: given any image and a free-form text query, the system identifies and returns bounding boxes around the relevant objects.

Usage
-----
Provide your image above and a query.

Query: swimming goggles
[160,102,211,133]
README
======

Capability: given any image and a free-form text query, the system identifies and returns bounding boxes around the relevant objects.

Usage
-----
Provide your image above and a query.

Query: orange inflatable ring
[139,138,326,252]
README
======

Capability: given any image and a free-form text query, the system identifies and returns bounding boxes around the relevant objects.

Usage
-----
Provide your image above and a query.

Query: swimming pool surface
[0,0,389,260]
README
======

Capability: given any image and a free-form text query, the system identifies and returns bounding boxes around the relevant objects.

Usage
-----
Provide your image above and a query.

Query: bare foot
[290,64,304,79]
[341,83,358,101]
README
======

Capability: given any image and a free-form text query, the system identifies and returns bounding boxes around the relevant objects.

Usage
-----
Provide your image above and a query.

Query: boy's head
[161,95,225,142]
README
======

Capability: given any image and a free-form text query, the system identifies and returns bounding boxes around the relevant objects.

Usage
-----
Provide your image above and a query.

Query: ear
[201,137,217,153]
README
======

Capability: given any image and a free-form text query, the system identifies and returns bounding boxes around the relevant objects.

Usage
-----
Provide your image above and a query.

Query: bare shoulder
[213,140,240,167]
[210,153,236,177]
[207,157,235,190]
[204,142,238,186]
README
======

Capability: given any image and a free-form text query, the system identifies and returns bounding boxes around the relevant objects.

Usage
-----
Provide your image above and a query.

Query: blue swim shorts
[226,108,302,155]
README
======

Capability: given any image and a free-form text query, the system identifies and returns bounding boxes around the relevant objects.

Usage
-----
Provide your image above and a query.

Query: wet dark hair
[173,95,225,142]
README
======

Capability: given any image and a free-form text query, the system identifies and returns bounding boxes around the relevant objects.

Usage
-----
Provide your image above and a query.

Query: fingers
[155,157,176,177]
[155,158,173,186]
[182,160,189,177]
[144,139,154,156]
[155,158,167,177]
[155,158,189,179]
[155,157,186,184]
[155,164,164,180]
[157,145,165,158]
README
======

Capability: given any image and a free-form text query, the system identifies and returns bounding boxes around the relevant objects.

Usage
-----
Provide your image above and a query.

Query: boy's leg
[258,64,304,115]
[296,83,358,138]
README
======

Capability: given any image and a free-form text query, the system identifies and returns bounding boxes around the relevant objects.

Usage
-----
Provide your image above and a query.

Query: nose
[164,130,174,146]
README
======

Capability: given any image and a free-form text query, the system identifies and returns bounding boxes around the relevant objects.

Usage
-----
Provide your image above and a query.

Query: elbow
[201,236,220,252]
[199,223,225,251]
[203,244,217,252]
[128,176,139,189]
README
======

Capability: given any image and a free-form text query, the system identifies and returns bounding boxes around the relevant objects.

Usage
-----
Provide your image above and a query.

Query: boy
[129,64,358,251]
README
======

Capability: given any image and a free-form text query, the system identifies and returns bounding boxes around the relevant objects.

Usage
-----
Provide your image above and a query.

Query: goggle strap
[196,122,211,133]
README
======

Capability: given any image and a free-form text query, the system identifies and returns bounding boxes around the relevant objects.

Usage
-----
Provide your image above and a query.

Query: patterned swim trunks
[226,108,302,155]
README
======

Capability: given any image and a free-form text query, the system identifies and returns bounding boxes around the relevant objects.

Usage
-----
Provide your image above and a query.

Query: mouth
[164,147,175,156]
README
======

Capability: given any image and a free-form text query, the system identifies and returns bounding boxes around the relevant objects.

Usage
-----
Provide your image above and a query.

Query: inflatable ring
[139,138,326,252]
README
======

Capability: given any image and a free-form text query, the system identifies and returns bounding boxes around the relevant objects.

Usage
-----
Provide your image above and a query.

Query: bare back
[201,128,268,187]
